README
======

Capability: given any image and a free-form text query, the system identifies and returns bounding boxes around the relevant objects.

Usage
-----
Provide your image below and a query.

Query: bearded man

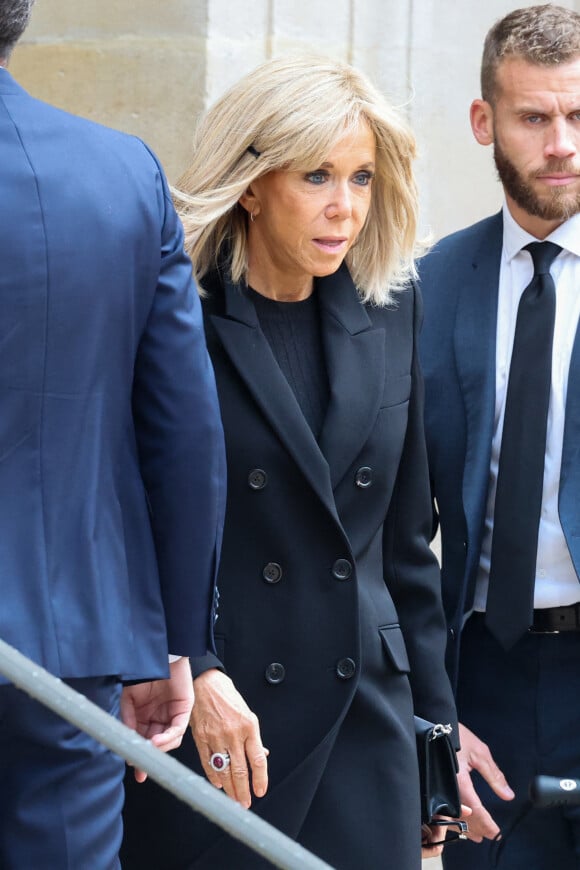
[419,5,580,869]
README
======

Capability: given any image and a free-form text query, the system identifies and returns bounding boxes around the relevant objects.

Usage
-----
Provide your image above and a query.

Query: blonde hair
[175,55,422,305]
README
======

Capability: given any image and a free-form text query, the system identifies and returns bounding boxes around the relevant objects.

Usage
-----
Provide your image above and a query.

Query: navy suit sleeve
[383,282,457,731]
[132,154,226,658]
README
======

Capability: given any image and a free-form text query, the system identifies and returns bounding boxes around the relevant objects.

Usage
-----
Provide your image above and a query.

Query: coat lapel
[317,265,385,488]
[210,276,339,520]
[454,214,502,589]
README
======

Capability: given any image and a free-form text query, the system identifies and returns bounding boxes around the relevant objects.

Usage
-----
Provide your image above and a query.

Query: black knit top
[246,286,330,438]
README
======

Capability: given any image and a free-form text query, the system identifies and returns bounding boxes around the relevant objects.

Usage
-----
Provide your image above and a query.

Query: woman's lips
[312,237,348,252]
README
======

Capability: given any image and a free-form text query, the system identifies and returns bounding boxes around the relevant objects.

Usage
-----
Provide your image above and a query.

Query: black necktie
[485,241,561,649]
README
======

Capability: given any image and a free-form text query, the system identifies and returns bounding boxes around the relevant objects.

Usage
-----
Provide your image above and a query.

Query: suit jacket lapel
[561,322,580,579]
[210,276,339,519]
[454,213,502,590]
[317,265,385,489]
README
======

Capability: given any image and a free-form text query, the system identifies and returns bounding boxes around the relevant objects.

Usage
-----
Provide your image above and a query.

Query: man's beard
[493,137,580,222]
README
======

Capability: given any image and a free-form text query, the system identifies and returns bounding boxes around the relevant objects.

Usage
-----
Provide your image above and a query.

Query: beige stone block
[23,0,207,41]
[10,39,207,181]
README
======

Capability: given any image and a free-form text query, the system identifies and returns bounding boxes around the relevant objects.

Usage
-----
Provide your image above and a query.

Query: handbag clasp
[430,723,453,740]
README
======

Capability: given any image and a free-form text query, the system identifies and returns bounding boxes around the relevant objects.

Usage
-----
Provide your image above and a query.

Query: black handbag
[415,715,462,824]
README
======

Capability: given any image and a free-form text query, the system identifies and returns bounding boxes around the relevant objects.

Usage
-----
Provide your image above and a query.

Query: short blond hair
[175,56,422,306]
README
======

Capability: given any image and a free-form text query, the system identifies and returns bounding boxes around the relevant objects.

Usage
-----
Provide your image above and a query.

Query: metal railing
[0,638,333,870]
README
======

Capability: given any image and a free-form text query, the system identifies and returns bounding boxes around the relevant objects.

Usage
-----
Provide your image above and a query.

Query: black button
[263,562,282,584]
[332,558,352,581]
[248,469,267,490]
[449,628,456,641]
[355,466,373,488]
[336,657,356,680]
[265,662,285,684]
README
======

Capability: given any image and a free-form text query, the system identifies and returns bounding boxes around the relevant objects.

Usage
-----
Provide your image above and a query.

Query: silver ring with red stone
[209,752,231,773]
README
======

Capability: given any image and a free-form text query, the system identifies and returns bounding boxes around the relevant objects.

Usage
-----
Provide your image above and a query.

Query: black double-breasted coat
[122,263,456,870]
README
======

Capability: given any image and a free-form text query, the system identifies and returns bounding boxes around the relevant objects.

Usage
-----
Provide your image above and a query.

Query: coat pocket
[380,373,411,409]
[379,624,411,673]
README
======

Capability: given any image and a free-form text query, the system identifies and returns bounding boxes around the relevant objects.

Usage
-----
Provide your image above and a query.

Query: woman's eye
[353,171,373,186]
[305,171,327,184]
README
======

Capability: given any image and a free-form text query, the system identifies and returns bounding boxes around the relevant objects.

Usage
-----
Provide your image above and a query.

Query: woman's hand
[420,805,471,857]
[191,668,269,809]
[420,825,445,859]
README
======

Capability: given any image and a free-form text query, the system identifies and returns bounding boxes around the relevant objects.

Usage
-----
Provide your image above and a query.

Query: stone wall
[10,0,580,238]
[11,0,207,181]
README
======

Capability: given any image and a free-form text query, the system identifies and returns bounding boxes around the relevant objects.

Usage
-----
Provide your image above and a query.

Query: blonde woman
[123,56,457,870]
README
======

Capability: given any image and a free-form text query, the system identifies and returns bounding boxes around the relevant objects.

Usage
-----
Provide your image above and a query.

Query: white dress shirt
[474,203,580,611]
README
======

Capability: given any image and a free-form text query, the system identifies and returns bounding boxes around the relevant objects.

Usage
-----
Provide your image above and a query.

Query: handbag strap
[490,800,532,867]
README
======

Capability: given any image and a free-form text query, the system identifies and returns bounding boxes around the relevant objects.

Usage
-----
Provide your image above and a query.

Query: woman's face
[241,121,376,300]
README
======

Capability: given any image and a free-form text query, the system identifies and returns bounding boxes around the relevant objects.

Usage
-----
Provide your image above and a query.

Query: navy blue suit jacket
[0,69,225,682]
[418,213,580,686]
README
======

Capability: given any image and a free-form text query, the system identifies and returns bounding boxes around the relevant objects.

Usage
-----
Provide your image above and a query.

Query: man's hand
[456,722,515,841]
[121,656,194,783]
[191,668,268,809]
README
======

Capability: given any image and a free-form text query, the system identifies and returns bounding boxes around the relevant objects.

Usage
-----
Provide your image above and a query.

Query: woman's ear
[239,185,260,219]
[470,99,494,146]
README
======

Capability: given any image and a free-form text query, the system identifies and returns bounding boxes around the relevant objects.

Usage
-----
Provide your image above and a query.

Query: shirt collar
[502,199,580,261]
